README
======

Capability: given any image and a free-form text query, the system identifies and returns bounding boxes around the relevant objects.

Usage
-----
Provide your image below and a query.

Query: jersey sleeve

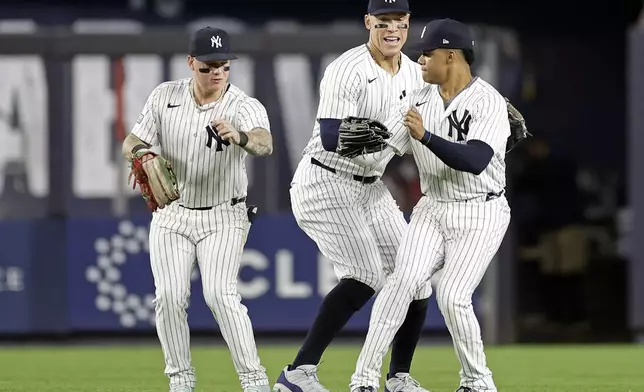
[235,97,271,133]
[383,110,411,156]
[316,61,361,119]
[466,94,511,153]
[130,85,161,146]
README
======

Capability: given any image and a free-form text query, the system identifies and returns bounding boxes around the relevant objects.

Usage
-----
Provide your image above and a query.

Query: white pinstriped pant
[148,201,268,389]
[290,158,432,299]
[351,195,511,392]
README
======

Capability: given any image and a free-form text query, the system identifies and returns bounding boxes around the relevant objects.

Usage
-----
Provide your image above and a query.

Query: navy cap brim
[407,40,434,52]
[194,52,238,62]
[369,7,410,15]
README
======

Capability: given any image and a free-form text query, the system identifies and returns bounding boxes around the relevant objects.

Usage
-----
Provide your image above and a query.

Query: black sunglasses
[198,65,231,73]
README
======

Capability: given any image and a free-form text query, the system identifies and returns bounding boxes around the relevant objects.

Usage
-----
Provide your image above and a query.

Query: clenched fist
[212,119,241,145]
[403,107,426,140]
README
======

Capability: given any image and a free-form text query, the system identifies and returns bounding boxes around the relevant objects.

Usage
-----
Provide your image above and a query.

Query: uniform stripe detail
[149,203,267,388]
[132,78,270,389]
[290,160,433,298]
[351,77,513,392]
[131,79,271,208]
[301,45,426,177]
[291,44,436,391]
[408,78,511,201]
[352,197,511,391]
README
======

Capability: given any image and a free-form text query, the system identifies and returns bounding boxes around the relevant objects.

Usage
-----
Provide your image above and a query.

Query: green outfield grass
[0,344,642,392]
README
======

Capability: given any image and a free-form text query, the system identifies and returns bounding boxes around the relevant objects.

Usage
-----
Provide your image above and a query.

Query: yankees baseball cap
[367,0,411,16]
[189,27,238,62]
[408,18,475,53]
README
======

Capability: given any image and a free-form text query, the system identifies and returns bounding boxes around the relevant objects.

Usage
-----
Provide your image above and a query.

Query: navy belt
[420,191,503,202]
[180,196,246,211]
[310,158,378,184]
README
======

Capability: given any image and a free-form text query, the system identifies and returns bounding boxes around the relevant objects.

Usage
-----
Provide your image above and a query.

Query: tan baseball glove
[128,149,179,211]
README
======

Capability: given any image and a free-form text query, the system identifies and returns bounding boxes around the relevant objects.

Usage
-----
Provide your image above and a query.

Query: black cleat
[456,388,475,392]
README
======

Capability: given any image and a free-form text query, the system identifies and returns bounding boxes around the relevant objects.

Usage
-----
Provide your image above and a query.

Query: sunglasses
[198,65,231,73]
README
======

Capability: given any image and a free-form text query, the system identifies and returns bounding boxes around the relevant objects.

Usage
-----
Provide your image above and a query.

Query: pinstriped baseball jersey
[301,44,425,176]
[131,78,270,208]
[392,77,510,201]
[130,77,270,390]
[350,77,513,392]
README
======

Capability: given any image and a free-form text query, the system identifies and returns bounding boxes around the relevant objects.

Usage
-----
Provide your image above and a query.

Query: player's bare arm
[241,127,273,155]
[404,106,493,175]
[212,119,273,156]
[121,133,151,162]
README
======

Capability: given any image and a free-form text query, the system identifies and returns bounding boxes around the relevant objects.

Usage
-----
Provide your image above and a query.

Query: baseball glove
[336,116,392,159]
[128,149,180,211]
[505,98,532,153]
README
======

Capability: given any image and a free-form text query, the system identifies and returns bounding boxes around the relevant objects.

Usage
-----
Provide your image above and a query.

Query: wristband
[131,144,153,161]
[131,144,148,155]
[238,131,249,147]
[420,130,432,146]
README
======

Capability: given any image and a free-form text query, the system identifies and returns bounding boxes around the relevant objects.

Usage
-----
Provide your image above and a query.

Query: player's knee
[413,281,433,300]
[352,273,386,293]
[202,285,238,312]
[153,287,190,312]
[385,268,424,295]
[435,284,471,318]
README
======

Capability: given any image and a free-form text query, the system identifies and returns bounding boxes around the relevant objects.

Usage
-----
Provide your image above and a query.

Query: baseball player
[273,1,434,391]
[121,27,272,392]
[350,19,522,392]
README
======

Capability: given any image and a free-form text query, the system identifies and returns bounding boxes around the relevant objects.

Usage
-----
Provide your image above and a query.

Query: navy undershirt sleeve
[319,119,342,152]
[420,130,494,175]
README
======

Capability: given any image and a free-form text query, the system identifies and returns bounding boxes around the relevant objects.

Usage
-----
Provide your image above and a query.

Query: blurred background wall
[0,0,642,344]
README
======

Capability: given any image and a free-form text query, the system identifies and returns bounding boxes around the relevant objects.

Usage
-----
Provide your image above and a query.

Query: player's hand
[212,119,241,145]
[403,107,425,140]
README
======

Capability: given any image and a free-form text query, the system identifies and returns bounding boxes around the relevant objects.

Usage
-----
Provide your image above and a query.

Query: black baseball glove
[505,98,532,153]
[336,116,392,159]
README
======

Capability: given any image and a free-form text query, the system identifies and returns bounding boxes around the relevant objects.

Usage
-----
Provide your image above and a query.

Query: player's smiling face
[365,12,409,57]
[188,56,231,94]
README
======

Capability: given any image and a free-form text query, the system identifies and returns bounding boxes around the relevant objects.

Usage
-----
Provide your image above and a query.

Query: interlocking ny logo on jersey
[211,35,222,48]
[205,125,230,151]
[447,109,472,141]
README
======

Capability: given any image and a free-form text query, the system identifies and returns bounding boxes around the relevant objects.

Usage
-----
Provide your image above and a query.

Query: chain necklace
[366,42,402,70]
[190,78,227,110]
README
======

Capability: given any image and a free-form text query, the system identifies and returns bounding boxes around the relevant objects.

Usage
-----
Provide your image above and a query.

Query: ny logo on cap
[385,0,396,3]
[211,35,222,48]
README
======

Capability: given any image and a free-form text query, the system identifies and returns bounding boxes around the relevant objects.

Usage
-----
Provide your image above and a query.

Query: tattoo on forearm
[242,128,273,155]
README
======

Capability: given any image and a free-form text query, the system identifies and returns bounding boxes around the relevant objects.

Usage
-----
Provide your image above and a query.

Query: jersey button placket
[185,121,200,197]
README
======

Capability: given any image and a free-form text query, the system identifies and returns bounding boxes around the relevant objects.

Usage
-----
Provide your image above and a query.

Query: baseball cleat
[455,388,475,392]
[352,387,377,392]
[244,385,271,392]
[385,373,431,392]
[273,364,330,392]
[170,387,194,392]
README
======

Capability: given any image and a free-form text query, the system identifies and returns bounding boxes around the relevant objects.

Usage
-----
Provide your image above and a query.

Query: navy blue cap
[189,27,238,62]
[367,0,410,16]
[408,19,475,53]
